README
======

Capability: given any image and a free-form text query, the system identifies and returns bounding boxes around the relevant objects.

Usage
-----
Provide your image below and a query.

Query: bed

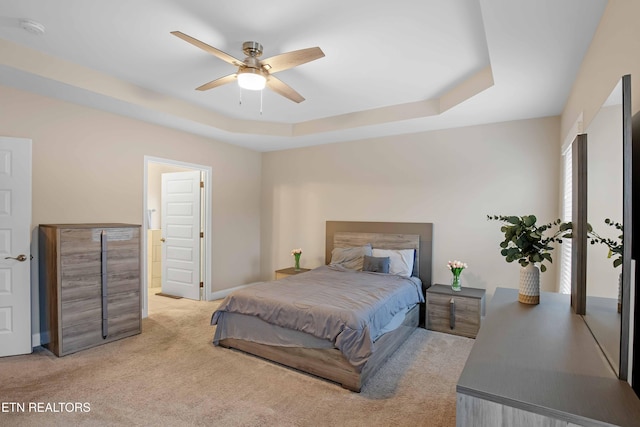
[211,221,433,391]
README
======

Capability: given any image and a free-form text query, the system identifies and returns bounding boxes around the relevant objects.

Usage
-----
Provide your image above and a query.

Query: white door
[161,171,201,300]
[0,137,32,357]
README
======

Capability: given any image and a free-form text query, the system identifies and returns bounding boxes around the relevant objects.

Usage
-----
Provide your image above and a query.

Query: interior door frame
[142,156,212,318]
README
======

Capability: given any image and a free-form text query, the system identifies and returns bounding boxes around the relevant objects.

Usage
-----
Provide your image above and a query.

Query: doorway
[142,156,212,318]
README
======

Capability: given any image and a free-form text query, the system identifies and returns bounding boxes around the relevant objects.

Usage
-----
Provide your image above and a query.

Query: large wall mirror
[582,75,632,380]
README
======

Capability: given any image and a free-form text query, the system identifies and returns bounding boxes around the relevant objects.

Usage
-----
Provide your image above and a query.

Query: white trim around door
[142,156,212,318]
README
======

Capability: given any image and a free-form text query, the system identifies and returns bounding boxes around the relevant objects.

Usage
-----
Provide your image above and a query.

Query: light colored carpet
[0,295,474,426]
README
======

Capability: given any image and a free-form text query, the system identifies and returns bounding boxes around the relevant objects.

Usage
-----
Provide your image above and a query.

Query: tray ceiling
[0,0,607,151]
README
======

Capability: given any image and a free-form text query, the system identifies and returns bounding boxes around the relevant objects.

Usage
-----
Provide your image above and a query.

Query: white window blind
[559,145,572,294]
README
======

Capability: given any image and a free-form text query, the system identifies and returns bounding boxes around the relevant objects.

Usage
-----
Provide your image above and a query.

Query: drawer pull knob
[450,298,456,329]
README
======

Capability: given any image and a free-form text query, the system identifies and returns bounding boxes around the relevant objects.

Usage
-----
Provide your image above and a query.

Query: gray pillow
[362,255,390,273]
[330,244,372,270]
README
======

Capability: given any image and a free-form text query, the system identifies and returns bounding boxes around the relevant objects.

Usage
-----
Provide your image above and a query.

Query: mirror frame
[573,74,631,380]
[571,134,587,315]
[620,74,632,381]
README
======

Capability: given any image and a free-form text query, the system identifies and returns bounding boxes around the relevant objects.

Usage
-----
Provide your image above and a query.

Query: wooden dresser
[456,288,640,426]
[39,224,142,356]
[426,284,485,338]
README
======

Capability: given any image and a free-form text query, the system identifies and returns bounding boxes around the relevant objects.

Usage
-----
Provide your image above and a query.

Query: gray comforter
[211,265,424,371]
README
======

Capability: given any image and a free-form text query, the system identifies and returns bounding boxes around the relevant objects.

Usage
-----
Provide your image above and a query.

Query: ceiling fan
[171,31,325,103]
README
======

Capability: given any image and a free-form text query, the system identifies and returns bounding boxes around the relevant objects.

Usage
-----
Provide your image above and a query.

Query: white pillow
[372,248,415,277]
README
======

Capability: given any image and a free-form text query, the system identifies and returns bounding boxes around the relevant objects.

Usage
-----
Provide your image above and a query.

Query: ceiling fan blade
[261,47,324,74]
[171,31,243,66]
[266,76,305,103]
[196,74,237,91]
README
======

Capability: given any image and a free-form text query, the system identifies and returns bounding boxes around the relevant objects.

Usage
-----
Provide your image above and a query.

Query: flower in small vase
[447,260,467,292]
[291,248,302,270]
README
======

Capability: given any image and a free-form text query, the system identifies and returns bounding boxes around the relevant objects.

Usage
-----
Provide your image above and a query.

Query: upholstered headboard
[325,221,433,289]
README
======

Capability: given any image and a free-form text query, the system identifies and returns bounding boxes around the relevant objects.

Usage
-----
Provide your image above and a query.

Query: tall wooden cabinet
[39,224,141,356]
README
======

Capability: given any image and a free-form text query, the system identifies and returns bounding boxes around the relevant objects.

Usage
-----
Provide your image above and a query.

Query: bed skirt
[218,304,419,392]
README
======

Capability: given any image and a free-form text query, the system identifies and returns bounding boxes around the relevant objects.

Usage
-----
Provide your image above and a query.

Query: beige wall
[562,0,640,139]
[0,84,262,340]
[585,105,623,299]
[261,116,561,297]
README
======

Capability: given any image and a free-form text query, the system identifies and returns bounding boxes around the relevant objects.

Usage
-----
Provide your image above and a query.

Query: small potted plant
[447,260,468,292]
[487,215,569,304]
[291,248,302,271]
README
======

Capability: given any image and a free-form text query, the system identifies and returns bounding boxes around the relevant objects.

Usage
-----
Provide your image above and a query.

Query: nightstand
[275,267,311,280]
[426,284,485,338]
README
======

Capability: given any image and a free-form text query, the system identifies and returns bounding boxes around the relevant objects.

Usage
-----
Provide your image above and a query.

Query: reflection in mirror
[584,79,623,376]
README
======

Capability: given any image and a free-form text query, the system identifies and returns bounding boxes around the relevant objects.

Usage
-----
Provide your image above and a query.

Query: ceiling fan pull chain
[239,88,243,106]
[260,90,263,115]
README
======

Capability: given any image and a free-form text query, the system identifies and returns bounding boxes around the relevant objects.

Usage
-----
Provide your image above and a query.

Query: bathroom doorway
[142,156,212,318]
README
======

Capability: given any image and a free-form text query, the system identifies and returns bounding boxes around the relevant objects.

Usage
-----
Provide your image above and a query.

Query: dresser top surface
[457,287,640,426]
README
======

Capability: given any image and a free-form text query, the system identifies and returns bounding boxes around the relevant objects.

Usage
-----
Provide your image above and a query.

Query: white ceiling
[0,0,607,151]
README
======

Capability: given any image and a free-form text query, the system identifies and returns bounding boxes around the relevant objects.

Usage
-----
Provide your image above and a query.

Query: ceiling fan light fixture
[237,68,266,91]
[172,31,323,102]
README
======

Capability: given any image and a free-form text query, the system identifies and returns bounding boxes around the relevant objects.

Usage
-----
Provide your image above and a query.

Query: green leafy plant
[589,219,623,268]
[487,215,570,272]
[557,219,623,268]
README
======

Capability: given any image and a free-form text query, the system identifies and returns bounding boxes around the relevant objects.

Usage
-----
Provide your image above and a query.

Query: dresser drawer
[61,276,102,302]
[61,311,140,355]
[60,291,140,354]
[59,228,139,255]
[61,295,102,327]
[426,285,485,338]
[108,291,140,318]
[108,271,141,294]
[61,289,140,325]
[61,319,103,355]
[61,270,140,302]
[108,310,141,339]
[60,248,139,276]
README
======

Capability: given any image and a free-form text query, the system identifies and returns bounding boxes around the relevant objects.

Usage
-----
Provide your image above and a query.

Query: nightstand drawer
[426,285,485,338]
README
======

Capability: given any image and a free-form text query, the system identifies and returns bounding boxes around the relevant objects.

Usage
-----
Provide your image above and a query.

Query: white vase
[519,264,540,305]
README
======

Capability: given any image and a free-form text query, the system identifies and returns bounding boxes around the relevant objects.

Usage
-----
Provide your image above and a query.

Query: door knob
[160,238,166,242]
[5,254,28,262]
